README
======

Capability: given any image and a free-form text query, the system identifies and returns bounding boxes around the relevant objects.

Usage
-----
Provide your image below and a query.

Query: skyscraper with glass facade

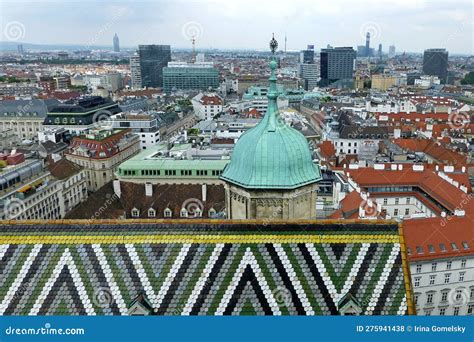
[138,45,171,88]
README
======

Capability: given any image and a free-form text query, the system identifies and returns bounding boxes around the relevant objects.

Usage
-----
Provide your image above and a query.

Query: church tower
[221,35,322,220]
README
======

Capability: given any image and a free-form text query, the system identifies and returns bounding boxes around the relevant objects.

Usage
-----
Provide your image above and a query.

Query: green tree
[461,71,474,85]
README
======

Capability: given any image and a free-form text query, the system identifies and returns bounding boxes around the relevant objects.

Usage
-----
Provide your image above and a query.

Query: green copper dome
[221,37,321,189]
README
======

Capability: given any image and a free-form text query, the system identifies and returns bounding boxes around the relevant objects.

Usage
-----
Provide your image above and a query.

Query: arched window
[208,208,216,217]
[131,208,140,217]
[164,208,172,218]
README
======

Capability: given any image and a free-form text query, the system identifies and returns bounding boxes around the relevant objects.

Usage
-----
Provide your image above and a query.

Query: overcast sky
[1,0,473,53]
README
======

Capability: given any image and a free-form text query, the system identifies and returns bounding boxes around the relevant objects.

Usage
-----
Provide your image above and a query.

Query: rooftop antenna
[284,32,287,53]
[191,35,196,63]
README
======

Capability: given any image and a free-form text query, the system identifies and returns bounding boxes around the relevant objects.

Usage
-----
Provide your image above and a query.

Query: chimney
[145,183,153,197]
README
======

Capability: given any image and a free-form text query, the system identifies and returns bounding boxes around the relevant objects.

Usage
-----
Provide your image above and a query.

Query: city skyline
[0,0,473,54]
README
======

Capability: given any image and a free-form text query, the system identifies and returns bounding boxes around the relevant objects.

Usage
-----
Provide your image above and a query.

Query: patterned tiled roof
[0,220,413,316]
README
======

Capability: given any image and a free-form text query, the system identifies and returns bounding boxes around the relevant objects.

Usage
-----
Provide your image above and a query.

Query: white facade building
[366,99,417,113]
[415,75,441,89]
[111,112,161,150]
[406,228,474,317]
[191,93,224,120]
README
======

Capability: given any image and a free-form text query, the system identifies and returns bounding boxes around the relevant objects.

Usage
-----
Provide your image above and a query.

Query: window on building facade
[441,290,449,302]
[416,264,422,273]
[446,261,452,270]
[444,273,451,284]
[148,208,156,217]
[180,208,188,217]
[459,272,465,282]
[453,307,460,316]
[426,293,434,304]
[383,198,388,205]
[131,208,140,217]
[193,208,202,218]
[405,208,410,216]
[431,263,437,271]
[413,293,419,305]
[439,243,447,252]
[429,275,436,285]
[395,198,399,205]
[461,259,466,268]
[394,208,399,216]
[414,277,421,287]
[468,304,474,315]
[406,197,410,204]
[439,308,446,316]
[164,208,172,218]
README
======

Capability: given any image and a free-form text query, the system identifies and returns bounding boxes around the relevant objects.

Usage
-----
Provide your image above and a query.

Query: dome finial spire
[269,33,278,54]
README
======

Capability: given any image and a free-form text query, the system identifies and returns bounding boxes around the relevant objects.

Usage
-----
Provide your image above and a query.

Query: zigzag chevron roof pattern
[0,220,413,316]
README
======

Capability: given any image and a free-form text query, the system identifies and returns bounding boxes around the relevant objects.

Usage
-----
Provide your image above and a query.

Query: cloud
[0,0,472,53]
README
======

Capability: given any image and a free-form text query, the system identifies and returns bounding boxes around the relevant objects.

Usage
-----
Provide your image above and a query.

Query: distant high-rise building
[130,53,142,89]
[423,48,448,84]
[138,45,171,88]
[17,44,24,55]
[320,47,356,86]
[365,32,371,57]
[113,33,120,52]
[300,45,315,64]
[299,45,317,90]
[378,44,382,59]
[162,62,219,93]
[299,64,318,91]
[388,45,396,58]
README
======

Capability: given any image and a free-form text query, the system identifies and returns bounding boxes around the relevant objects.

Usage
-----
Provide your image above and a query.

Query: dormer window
[180,208,188,217]
[208,208,216,217]
[148,208,156,217]
[164,208,172,218]
[193,208,202,217]
[131,208,140,217]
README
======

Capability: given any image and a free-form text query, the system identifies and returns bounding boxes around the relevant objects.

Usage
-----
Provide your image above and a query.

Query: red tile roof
[68,129,132,159]
[376,112,450,123]
[403,217,474,261]
[429,123,474,138]
[393,138,467,167]
[329,190,382,219]
[318,141,336,160]
[200,95,223,106]
[345,167,472,214]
